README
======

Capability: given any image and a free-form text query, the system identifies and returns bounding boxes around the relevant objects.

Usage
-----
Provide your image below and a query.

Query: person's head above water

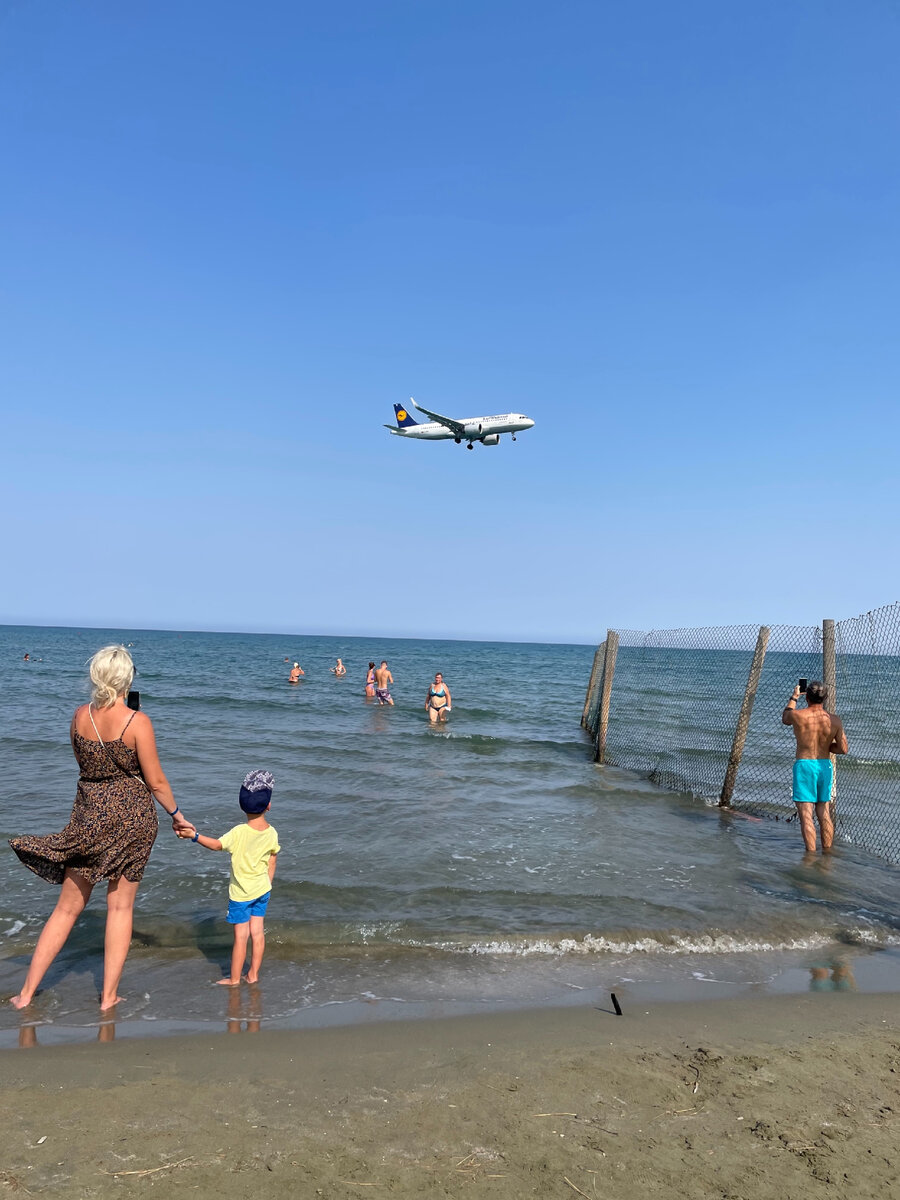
[805,681,827,706]
[89,645,134,709]
[239,769,275,814]
[381,660,388,667]
[293,662,299,668]
[368,661,375,670]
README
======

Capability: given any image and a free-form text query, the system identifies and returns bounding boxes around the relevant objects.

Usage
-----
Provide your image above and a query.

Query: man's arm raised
[782,686,801,725]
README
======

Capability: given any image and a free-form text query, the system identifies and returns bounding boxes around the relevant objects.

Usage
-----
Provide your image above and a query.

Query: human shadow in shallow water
[5,909,112,1004]
[192,913,237,981]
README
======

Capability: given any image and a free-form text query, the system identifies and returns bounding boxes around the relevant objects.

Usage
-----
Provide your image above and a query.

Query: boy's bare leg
[218,922,249,985]
[101,875,140,1010]
[10,870,93,1008]
[815,801,834,853]
[796,804,817,853]
[246,915,265,983]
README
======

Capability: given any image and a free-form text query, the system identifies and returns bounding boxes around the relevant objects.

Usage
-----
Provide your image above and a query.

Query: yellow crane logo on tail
[396,409,408,422]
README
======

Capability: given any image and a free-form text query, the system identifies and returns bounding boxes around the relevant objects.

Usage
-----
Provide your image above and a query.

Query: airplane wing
[409,397,466,437]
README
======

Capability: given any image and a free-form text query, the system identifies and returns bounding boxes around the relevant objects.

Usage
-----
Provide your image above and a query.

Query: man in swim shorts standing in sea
[374,660,394,705]
[782,681,848,853]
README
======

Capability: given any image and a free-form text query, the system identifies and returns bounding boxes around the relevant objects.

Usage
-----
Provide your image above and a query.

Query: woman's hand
[175,825,196,840]
[172,813,195,836]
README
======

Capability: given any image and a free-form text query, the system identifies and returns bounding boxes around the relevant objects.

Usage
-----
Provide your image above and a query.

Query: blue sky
[2,0,898,642]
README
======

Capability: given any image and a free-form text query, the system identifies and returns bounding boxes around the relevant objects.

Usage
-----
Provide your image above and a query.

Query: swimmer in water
[331,658,347,677]
[288,662,304,684]
[365,662,376,698]
[425,672,451,723]
[374,661,394,706]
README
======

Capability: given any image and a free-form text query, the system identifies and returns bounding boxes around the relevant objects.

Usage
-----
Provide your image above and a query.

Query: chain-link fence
[582,602,900,864]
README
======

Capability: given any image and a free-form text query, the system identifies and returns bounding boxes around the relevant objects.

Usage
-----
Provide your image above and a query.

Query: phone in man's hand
[798,679,808,694]
[126,690,141,711]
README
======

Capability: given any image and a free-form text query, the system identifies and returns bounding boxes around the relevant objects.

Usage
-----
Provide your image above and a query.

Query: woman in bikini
[8,645,194,1011]
[424,672,452,723]
[365,662,376,698]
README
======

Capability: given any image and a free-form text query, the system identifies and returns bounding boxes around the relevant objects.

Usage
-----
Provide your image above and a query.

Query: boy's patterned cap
[239,770,274,813]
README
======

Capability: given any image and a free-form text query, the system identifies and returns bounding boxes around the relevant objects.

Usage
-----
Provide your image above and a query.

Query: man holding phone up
[782,681,848,853]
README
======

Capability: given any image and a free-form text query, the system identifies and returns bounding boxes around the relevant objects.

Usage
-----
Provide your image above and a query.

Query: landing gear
[511,434,516,441]
[454,437,461,444]
[467,443,474,450]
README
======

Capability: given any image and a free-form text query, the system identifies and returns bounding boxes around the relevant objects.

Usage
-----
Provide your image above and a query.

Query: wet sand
[1,992,898,1198]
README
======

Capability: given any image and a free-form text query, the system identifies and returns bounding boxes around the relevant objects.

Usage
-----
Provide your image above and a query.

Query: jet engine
[480,434,500,446]
[463,421,484,438]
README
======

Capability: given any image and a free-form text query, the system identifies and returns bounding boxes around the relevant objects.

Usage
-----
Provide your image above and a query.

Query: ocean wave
[447,929,900,957]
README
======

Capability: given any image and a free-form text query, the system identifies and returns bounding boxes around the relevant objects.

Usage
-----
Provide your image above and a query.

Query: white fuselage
[392,413,535,441]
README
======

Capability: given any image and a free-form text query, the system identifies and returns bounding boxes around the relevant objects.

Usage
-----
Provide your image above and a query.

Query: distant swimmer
[425,672,451,723]
[288,662,304,684]
[782,680,848,854]
[330,658,347,677]
[23,653,29,661]
[374,661,394,706]
[365,662,376,698]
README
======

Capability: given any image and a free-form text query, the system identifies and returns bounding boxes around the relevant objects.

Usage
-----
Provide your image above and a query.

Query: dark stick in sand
[611,993,623,1016]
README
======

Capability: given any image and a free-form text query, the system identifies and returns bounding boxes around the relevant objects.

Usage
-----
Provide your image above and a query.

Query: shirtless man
[374,661,394,706]
[288,662,304,684]
[782,681,848,853]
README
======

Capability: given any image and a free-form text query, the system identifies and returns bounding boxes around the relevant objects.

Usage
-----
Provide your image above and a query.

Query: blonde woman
[8,645,193,1011]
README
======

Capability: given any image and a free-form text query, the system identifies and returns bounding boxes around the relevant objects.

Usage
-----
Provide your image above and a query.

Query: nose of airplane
[525,417,535,428]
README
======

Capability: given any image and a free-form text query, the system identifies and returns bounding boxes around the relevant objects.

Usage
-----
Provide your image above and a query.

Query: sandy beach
[1,992,898,1198]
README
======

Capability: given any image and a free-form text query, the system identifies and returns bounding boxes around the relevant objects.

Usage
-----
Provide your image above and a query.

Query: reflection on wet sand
[18,1015,118,1048]
[226,985,263,1033]
[810,961,856,992]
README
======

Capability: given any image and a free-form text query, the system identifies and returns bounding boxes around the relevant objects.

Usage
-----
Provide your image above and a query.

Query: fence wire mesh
[582,603,900,864]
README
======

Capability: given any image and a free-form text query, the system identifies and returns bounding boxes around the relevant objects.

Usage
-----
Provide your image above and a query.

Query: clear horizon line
[0,618,597,649]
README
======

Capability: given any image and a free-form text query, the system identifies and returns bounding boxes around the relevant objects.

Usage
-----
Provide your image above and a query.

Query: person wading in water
[782,680,848,854]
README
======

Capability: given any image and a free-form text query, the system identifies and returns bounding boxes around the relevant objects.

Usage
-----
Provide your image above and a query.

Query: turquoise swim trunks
[792,758,833,805]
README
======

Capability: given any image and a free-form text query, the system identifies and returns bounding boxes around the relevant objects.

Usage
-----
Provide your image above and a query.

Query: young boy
[181,770,280,985]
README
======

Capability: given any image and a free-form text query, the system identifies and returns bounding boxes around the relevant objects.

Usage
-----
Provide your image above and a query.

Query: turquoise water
[1,624,899,1044]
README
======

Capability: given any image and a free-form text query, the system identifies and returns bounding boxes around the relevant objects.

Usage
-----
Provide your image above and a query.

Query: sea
[1,625,899,1048]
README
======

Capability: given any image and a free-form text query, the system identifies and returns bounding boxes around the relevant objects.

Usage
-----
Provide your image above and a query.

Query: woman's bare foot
[9,994,33,1010]
[245,972,260,984]
[216,977,243,987]
[99,994,124,1011]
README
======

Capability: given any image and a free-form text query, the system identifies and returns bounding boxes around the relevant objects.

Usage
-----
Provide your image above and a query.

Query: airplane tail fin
[393,401,419,428]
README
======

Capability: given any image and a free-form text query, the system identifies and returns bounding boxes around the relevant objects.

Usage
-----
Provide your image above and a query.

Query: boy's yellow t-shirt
[218,823,281,903]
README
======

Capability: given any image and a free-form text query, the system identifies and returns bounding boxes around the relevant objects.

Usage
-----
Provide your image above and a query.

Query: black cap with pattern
[239,769,274,813]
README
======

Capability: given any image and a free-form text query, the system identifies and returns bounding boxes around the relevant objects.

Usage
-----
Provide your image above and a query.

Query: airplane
[384,398,535,449]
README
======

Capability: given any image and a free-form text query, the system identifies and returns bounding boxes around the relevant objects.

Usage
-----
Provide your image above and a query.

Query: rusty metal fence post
[719,625,770,806]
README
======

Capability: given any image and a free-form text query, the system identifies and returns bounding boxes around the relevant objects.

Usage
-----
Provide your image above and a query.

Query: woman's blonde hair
[89,645,135,709]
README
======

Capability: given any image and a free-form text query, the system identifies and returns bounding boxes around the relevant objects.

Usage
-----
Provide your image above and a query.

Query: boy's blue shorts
[792,758,833,805]
[227,891,271,924]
